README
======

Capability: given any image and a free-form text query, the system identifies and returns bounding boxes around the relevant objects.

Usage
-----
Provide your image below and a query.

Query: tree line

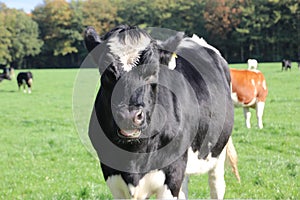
[0,0,299,69]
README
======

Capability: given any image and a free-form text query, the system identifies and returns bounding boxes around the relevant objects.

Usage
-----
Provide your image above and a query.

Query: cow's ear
[84,26,102,52]
[159,32,184,66]
[160,32,184,52]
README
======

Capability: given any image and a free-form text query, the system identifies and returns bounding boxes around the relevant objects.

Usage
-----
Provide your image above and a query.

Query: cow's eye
[101,69,118,87]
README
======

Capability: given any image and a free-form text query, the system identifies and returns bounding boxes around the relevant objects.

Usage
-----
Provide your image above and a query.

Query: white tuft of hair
[191,34,221,56]
[108,34,151,72]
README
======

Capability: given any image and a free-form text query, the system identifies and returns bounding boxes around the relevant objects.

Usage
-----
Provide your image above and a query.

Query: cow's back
[175,38,234,159]
[230,69,268,105]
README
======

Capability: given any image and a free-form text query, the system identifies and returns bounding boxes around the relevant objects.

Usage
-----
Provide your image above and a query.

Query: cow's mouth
[118,129,141,139]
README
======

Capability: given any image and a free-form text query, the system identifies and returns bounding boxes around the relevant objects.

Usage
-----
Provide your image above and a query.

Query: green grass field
[0,63,299,199]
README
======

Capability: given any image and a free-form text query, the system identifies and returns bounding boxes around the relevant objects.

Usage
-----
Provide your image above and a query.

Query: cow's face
[85,25,160,140]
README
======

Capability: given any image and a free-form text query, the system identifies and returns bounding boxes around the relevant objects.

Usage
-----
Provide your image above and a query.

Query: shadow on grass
[0,90,17,93]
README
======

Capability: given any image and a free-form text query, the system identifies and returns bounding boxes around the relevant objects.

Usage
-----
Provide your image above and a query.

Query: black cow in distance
[17,72,33,93]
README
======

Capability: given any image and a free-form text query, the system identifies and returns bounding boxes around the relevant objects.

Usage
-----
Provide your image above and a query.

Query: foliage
[234,0,299,61]
[204,0,244,39]
[203,0,246,59]
[0,4,12,65]
[0,0,299,67]
[116,0,207,36]
[0,4,42,68]
[32,0,82,56]
[81,0,118,35]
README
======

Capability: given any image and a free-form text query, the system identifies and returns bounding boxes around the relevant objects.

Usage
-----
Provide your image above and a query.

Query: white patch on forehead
[185,148,218,175]
[191,34,221,56]
[108,34,151,72]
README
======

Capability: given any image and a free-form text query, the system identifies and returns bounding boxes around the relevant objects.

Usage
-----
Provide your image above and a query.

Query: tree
[235,0,299,61]
[32,0,82,56]
[0,4,12,66]
[204,0,244,39]
[0,4,42,68]
[203,0,245,59]
[82,0,118,35]
[32,0,84,67]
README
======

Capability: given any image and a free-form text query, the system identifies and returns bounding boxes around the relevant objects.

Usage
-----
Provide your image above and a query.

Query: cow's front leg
[243,107,251,128]
[208,146,226,199]
[106,175,132,199]
[178,175,189,199]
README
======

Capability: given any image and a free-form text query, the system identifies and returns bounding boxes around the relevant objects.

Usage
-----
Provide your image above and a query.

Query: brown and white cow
[230,68,268,129]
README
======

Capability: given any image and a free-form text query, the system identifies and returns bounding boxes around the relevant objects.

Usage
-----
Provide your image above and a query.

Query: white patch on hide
[262,80,267,90]
[107,170,175,199]
[106,175,131,199]
[185,148,218,175]
[251,79,255,86]
[191,34,221,56]
[208,145,227,199]
[231,92,239,106]
[128,170,167,199]
[246,97,257,107]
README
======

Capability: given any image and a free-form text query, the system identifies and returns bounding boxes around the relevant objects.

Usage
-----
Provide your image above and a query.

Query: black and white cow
[282,59,292,71]
[0,68,11,82]
[86,25,237,199]
[17,72,33,93]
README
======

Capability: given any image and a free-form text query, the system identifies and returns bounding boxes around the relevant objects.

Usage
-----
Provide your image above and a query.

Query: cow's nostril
[136,111,143,120]
[134,110,144,126]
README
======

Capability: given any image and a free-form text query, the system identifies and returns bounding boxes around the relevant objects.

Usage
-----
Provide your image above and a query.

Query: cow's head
[85,25,183,141]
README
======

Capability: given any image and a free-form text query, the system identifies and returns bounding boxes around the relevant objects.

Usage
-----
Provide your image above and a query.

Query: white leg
[243,107,251,128]
[256,102,265,129]
[156,185,176,199]
[28,88,32,94]
[179,175,189,199]
[23,84,26,93]
[106,175,131,199]
[208,146,226,199]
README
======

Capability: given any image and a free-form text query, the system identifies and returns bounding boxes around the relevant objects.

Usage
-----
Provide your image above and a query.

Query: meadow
[0,62,299,199]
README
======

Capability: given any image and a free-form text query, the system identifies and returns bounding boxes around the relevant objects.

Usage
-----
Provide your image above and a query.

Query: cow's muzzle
[115,107,146,138]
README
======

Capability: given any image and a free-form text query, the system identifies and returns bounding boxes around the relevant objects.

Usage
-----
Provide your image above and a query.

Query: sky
[1,0,44,13]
